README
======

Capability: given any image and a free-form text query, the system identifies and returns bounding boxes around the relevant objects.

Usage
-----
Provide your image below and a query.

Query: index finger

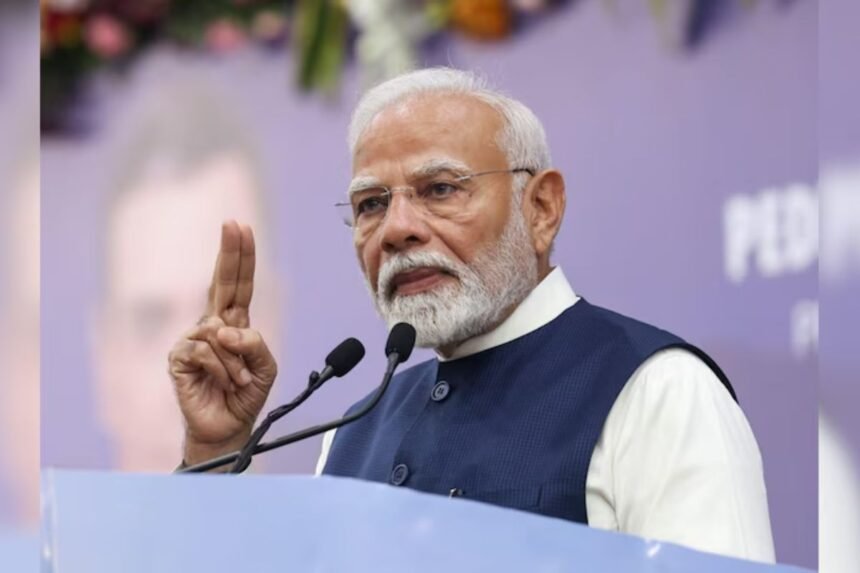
[232,224,256,313]
[207,220,242,315]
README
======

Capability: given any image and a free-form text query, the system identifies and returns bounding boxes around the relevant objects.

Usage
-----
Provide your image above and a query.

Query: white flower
[347,0,437,88]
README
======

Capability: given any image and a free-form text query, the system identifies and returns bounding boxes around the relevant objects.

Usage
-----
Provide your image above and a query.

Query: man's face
[95,154,275,471]
[351,93,539,349]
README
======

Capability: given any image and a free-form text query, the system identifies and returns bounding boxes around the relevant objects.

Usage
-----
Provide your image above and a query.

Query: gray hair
[348,67,552,194]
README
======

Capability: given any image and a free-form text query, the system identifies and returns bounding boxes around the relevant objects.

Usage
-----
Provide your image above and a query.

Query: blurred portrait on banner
[0,138,40,529]
[0,2,39,530]
[88,78,281,473]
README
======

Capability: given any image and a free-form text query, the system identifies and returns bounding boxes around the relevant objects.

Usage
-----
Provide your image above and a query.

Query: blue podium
[0,529,37,572]
[41,470,810,572]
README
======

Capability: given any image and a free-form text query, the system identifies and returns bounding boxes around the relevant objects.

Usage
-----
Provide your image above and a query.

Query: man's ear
[522,169,566,260]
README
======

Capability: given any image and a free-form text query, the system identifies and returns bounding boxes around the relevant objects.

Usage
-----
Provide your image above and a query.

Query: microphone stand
[180,353,402,474]
[228,369,325,474]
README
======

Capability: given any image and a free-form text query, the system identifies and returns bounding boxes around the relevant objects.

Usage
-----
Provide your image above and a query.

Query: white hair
[348,67,552,194]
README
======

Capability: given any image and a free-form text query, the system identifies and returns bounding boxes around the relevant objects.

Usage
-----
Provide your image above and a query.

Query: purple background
[820,0,860,445]
[41,1,817,567]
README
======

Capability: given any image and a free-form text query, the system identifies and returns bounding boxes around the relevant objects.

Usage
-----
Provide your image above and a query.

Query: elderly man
[169,68,774,563]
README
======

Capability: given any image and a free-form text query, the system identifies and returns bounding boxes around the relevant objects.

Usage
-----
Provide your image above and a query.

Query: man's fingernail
[240,369,253,385]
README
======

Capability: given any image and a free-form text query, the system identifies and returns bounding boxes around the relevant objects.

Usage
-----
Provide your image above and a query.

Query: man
[95,83,279,472]
[170,67,774,562]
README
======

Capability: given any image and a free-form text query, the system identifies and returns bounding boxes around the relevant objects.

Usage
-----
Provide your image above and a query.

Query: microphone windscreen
[325,337,365,377]
[385,323,416,362]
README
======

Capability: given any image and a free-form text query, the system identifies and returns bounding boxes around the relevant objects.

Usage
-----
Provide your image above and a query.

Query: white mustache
[377,251,462,300]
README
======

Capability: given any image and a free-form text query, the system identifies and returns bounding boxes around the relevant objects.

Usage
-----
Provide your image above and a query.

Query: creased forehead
[410,157,471,178]
[353,92,504,155]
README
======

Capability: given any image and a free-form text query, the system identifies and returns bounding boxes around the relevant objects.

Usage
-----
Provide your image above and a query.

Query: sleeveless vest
[323,299,735,523]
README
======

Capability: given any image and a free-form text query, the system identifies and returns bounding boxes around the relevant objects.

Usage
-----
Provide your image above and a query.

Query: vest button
[431,380,451,402]
[390,463,409,486]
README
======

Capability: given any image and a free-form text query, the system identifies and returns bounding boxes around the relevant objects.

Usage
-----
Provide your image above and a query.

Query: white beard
[368,207,539,349]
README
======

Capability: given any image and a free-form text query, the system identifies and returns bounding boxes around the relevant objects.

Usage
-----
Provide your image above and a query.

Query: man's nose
[378,191,432,253]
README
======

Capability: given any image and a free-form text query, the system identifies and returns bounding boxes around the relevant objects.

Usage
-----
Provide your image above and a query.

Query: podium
[41,470,810,572]
[0,529,37,572]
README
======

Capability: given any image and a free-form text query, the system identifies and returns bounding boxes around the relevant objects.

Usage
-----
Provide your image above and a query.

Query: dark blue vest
[322,299,735,524]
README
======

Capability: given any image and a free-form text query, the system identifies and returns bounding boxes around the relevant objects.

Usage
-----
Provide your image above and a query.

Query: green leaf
[295,0,347,93]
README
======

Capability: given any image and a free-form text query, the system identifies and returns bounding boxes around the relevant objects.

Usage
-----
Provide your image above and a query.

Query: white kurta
[316,267,775,563]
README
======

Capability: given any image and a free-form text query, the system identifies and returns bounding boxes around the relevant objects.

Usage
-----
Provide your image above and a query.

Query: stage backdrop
[41,1,816,568]
[819,1,860,571]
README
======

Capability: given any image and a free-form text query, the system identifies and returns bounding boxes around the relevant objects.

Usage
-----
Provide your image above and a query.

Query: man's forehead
[378,91,498,124]
[352,92,504,175]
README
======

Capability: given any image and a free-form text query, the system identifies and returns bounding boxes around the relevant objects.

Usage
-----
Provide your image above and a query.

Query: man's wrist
[182,433,250,473]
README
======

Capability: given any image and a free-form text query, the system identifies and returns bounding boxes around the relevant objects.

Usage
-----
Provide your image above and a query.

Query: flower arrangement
[41,0,291,131]
[40,0,574,132]
[40,0,752,134]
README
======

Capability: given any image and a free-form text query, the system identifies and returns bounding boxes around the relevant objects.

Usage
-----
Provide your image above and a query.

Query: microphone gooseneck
[181,324,415,474]
[227,337,365,473]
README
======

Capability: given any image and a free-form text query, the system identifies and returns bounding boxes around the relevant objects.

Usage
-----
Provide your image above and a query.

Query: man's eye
[356,196,388,215]
[425,182,460,198]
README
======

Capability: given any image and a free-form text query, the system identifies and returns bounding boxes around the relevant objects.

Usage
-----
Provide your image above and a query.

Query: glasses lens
[418,179,471,218]
[351,189,389,230]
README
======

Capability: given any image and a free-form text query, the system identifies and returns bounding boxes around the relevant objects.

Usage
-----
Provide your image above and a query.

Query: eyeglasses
[335,167,535,233]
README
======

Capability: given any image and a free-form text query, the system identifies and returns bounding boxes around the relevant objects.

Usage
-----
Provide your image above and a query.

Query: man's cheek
[358,249,378,289]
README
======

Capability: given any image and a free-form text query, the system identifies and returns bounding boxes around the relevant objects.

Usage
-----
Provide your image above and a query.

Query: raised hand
[168,221,278,467]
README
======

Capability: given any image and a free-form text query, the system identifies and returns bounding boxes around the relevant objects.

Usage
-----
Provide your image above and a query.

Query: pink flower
[204,19,247,53]
[85,14,131,59]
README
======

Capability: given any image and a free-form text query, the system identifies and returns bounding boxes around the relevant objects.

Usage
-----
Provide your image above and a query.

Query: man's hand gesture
[168,221,277,467]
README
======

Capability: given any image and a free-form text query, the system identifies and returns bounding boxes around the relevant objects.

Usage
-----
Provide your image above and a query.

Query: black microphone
[323,337,366,378]
[216,337,364,474]
[263,338,365,420]
[385,322,416,364]
[181,323,416,474]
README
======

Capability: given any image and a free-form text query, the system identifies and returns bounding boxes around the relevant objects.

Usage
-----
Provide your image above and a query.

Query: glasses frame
[335,167,536,230]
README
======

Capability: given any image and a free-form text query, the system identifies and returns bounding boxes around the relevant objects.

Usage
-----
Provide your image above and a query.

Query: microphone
[264,338,365,420]
[225,337,365,474]
[181,323,416,474]
[324,337,366,377]
[385,322,416,364]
